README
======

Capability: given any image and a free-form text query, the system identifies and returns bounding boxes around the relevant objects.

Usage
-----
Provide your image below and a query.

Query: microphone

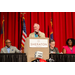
[35,31,38,34]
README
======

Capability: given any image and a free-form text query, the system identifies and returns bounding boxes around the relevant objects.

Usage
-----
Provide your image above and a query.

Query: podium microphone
[35,31,38,34]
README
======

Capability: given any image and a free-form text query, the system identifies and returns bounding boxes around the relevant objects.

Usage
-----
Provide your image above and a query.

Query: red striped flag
[21,16,27,51]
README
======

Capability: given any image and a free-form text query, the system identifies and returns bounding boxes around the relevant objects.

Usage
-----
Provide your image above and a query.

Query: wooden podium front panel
[24,37,49,62]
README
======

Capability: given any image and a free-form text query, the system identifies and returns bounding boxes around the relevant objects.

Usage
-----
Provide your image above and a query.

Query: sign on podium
[24,37,49,62]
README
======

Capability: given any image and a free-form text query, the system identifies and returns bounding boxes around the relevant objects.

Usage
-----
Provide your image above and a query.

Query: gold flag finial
[21,12,26,17]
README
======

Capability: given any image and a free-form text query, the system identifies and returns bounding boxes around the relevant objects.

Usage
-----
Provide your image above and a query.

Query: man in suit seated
[1,39,22,53]
[29,23,45,38]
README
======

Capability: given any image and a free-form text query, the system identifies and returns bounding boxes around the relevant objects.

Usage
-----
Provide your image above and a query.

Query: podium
[24,37,49,62]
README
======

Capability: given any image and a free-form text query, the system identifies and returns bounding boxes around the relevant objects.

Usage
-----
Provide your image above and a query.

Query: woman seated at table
[62,38,75,54]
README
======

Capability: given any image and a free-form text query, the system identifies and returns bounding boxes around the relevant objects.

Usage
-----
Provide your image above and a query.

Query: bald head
[5,39,11,48]
[34,23,40,32]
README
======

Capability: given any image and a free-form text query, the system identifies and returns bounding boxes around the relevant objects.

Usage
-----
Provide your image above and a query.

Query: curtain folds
[0,12,75,52]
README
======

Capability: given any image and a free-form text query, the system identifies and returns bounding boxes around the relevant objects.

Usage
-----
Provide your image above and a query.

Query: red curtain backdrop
[0,12,75,52]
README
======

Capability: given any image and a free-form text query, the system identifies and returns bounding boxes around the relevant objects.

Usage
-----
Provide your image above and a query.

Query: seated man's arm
[15,47,21,53]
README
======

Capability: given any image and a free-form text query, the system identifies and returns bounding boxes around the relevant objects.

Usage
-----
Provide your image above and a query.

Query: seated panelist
[29,23,45,38]
[49,39,59,54]
[62,38,75,54]
[1,39,22,53]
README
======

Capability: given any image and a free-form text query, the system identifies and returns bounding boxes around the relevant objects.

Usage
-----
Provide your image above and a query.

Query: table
[0,53,75,62]
[49,54,75,62]
[0,53,27,62]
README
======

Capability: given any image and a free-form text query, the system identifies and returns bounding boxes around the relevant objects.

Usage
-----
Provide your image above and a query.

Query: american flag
[21,16,27,49]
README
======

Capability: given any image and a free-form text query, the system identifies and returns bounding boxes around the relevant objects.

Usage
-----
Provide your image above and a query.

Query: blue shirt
[34,33,38,37]
[7,47,10,53]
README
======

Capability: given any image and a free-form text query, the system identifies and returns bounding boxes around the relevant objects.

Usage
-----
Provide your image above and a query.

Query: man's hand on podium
[20,49,24,53]
[20,50,22,53]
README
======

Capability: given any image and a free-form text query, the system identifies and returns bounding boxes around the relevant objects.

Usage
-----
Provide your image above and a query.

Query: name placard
[29,39,48,47]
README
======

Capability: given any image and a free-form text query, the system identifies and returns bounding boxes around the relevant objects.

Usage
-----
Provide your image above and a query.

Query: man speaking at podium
[29,23,45,38]
[1,39,22,53]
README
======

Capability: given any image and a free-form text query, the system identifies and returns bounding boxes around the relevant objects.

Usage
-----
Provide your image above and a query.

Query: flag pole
[50,18,53,40]
[20,12,26,53]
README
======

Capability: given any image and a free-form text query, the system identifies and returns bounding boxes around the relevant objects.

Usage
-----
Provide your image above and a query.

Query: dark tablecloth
[0,53,75,62]
[49,54,75,62]
[0,53,27,62]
